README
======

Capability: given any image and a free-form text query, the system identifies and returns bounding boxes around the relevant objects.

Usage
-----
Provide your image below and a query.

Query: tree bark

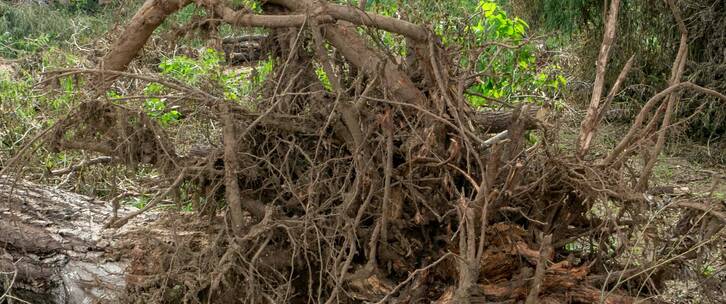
[99,0,191,73]
[0,177,148,303]
[577,0,621,157]
[471,106,542,133]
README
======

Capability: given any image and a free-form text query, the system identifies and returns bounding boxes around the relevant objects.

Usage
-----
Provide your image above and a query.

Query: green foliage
[475,1,528,40]
[315,67,332,92]
[159,47,269,94]
[509,0,600,35]
[43,152,70,172]
[564,240,585,252]
[130,48,274,122]
[141,49,221,124]
[158,48,226,85]
[517,0,726,142]
[230,0,263,12]
[362,0,566,109]
[712,192,725,201]
[465,1,566,107]
[250,57,273,87]
[0,32,50,56]
[701,264,716,278]
[141,83,181,125]
[65,0,101,13]
[0,72,37,140]
[127,195,151,209]
[0,1,146,194]
[0,63,79,122]
[1,66,82,166]
[166,3,205,26]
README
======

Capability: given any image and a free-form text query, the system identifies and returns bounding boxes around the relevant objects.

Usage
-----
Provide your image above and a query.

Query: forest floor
[564,122,726,196]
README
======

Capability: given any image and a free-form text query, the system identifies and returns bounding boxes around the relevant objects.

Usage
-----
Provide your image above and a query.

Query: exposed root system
[2,0,724,303]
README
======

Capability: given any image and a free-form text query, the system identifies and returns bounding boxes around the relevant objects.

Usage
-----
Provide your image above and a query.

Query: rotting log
[472,105,544,133]
[0,177,153,304]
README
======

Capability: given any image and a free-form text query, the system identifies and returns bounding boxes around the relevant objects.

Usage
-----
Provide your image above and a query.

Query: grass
[653,160,675,181]
[0,2,120,58]
[0,2,131,194]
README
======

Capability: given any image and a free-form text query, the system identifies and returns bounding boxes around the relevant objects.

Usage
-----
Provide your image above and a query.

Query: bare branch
[211,4,315,28]
[577,55,636,157]
[325,4,428,41]
[577,0,621,158]
[221,103,245,233]
[49,156,113,176]
[525,234,553,304]
[268,0,427,41]
[637,0,689,190]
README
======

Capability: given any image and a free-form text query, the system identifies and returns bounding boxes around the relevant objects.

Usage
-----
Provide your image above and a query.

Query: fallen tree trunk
[0,177,150,303]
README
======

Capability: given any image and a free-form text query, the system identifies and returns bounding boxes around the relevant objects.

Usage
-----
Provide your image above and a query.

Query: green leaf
[480,1,497,17]
[557,75,568,86]
[315,67,332,91]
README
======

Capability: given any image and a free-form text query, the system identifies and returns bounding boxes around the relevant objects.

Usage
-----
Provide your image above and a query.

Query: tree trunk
[99,0,191,75]
[0,177,147,303]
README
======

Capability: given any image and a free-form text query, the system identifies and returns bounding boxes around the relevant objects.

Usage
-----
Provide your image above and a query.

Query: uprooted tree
[2,0,725,303]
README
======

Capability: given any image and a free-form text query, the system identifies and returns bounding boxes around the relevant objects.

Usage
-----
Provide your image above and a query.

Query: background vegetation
[511,0,726,146]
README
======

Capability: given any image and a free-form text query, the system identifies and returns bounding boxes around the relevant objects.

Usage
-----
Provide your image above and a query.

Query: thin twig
[106,168,188,228]
[49,156,113,176]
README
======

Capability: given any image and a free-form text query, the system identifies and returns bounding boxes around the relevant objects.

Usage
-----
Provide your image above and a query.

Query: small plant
[701,264,716,277]
[127,196,151,209]
[141,83,181,125]
[43,152,70,171]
